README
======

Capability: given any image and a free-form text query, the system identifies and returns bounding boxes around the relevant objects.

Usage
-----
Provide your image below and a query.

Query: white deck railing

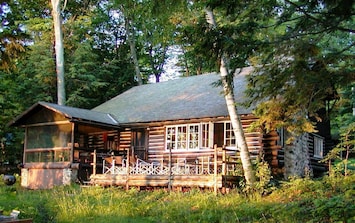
[102,157,238,176]
[93,146,240,176]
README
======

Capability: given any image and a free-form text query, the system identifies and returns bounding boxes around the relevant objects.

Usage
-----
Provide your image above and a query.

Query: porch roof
[9,101,119,127]
[93,67,255,124]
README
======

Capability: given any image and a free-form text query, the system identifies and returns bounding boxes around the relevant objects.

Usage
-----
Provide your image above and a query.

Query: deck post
[222,145,226,175]
[168,143,172,191]
[70,123,75,163]
[214,144,218,195]
[126,148,130,190]
[92,149,96,176]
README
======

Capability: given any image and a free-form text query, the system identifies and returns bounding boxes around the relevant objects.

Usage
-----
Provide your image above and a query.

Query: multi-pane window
[224,122,236,147]
[201,123,209,148]
[166,127,176,149]
[189,124,199,149]
[166,123,209,150]
[314,135,324,158]
[177,126,187,149]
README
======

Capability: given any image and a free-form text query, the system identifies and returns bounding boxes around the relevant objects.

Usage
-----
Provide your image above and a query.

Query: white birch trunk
[205,8,256,185]
[51,0,66,105]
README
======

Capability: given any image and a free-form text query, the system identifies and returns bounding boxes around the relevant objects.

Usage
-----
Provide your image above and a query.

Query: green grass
[0,174,354,223]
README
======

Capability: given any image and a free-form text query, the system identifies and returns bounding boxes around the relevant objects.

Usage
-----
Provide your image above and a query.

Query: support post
[92,150,96,176]
[126,148,130,190]
[214,144,218,195]
[70,123,75,163]
[222,145,226,175]
[168,143,172,192]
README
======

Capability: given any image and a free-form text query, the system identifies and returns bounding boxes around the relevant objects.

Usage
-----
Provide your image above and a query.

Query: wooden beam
[23,120,70,127]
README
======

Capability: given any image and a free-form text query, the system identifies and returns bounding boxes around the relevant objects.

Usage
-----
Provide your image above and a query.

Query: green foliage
[245,0,354,134]
[1,175,354,222]
[66,42,107,108]
[0,1,29,71]
[267,176,355,222]
[172,0,276,76]
[323,122,355,177]
[254,158,274,195]
[0,70,26,166]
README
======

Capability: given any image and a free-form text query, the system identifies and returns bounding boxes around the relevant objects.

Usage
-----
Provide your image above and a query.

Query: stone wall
[284,132,311,179]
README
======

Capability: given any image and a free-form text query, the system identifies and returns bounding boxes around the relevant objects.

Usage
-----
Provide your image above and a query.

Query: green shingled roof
[93,67,254,124]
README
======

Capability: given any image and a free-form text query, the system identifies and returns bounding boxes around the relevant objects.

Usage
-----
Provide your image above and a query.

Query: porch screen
[25,124,71,162]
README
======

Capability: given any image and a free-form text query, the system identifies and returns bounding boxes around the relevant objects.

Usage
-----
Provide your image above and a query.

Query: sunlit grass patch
[0,174,354,222]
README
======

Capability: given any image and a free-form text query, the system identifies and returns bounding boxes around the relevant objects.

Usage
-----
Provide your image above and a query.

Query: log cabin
[9,67,331,190]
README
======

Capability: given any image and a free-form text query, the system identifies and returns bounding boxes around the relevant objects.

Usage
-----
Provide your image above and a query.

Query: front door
[132,129,147,160]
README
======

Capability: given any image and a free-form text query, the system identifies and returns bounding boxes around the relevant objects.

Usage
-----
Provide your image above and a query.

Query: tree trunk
[51,0,66,105]
[205,8,256,185]
[123,8,143,86]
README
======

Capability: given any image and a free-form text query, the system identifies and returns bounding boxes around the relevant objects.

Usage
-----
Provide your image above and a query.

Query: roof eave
[70,118,120,129]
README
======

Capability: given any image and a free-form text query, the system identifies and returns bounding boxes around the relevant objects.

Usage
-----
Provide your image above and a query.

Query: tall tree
[244,0,354,178]
[246,0,354,134]
[205,7,256,185]
[110,0,179,84]
[140,1,177,82]
[51,0,65,105]
[112,2,143,85]
[0,1,28,70]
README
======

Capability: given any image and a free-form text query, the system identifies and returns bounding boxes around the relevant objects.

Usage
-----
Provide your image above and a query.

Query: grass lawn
[0,174,354,223]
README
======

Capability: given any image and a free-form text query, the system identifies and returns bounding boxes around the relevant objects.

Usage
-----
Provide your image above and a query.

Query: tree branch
[284,0,354,33]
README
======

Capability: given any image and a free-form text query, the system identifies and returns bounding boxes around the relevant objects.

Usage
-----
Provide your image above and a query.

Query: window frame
[224,122,236,148]
[277,128,285,148]
[313,135,324,158]
[166,123,210,151]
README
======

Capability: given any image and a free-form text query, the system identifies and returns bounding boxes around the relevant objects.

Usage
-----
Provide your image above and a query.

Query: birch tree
[51,0,65,105]
[205,8,256,186]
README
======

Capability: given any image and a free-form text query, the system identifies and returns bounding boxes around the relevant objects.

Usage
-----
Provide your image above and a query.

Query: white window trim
[165,123,210,151]
[313,135,324,158]
[277,128,285,148]
[219,121,237,150]
[208,121,214,148]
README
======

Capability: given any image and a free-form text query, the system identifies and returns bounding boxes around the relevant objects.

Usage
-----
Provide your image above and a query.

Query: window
[177,126,187,149]
[224,122,236,147]
[189,124,199,149]
[166,123,209,150]
[214,122,237,149]
[25,123,72,162]
[201,123,209,148]
[133,129,147,160]
[314,135,324,158]
[277,128,285,148]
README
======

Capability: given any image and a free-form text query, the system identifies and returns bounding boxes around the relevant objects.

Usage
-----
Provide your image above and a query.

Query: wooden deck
[89,158,240,190]
[88,146,241,191]
[90,174,240,190]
